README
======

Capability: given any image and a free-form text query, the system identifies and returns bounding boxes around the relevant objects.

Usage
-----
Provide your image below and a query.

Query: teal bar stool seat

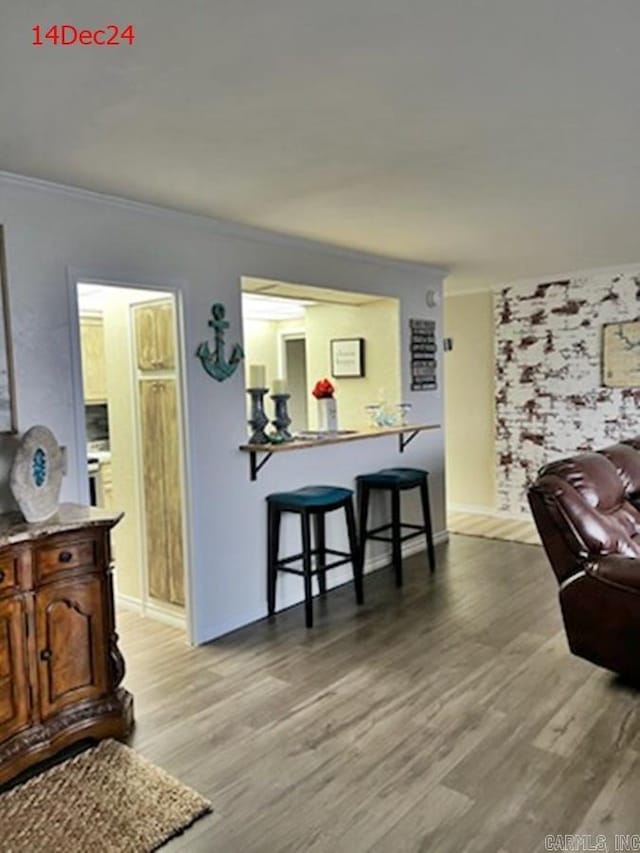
[356,467,435,587]
[267,486,363,628]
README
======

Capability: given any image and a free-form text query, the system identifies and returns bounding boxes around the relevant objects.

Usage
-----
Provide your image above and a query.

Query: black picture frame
[330,338,365,378]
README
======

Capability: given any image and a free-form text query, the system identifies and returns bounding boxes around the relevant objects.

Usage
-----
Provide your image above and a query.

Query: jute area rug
[0,739,212,853]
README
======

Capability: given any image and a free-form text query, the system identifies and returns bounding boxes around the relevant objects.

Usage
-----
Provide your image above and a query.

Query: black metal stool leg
[420,477,436,573]
[301,510,313,628]
[314,512,327,595]
[344,498,364,604]
[357,480,370,576]
[267,504,280,616]
[391,487,403,587]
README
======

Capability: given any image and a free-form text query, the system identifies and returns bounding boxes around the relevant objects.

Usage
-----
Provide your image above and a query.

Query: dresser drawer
[35,537,98,580]
[0,552,19,595]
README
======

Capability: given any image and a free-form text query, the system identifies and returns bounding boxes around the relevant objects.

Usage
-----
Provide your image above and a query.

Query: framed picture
[602,321,640,387]
[330,338,365,378]
[0,227,16,432]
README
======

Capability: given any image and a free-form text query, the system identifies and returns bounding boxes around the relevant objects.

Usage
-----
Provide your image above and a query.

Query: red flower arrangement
[312,378,335,399]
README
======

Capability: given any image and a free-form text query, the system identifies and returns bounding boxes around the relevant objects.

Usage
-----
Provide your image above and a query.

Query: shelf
[239,423,440,481]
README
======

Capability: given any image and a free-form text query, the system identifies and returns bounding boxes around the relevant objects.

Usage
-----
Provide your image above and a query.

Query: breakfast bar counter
[239,423,440,480]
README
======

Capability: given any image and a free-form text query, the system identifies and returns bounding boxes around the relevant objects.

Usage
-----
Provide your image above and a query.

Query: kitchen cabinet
[139,379,185,606]
[0,595,31,744]
[80,314,108,402]
[133,300,176,371]
[0,508,133,786]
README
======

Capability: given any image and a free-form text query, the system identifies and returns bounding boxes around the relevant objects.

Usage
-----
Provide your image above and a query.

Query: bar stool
[267,486,363,628]
[356,467,435,587]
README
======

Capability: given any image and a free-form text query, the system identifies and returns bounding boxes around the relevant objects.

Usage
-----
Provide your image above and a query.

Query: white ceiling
[3,1,640,293]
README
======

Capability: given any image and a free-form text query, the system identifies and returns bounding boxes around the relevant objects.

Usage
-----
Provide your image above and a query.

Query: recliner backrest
[529,451,640,583]
[604,442,640,507]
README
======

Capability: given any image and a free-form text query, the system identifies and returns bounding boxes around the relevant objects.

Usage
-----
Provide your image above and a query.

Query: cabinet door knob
[40,649,52,661]
[0,570,5,583]
[59,550,73,563]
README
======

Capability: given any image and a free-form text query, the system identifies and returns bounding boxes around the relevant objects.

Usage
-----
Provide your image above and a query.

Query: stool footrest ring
[278,555,355,576]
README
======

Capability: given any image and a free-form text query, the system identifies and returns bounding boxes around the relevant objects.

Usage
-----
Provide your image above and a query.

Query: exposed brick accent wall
[495,272,640,514]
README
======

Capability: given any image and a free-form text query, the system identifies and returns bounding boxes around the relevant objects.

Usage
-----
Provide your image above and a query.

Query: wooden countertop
[239,423,440,454]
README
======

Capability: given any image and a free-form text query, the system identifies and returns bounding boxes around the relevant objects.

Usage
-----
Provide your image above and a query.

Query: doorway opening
[282,335,308,432]
[240,276,402,432]
[74,282,189,637]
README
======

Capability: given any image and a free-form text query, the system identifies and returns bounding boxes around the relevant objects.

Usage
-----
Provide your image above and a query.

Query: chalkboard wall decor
[410,318,437,391]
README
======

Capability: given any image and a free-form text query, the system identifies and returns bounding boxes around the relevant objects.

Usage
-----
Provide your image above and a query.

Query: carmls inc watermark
[545,835,640,852]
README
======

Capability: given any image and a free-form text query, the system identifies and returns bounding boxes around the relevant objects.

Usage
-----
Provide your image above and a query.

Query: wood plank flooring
[447,510,540,545]
[117,535,640,853]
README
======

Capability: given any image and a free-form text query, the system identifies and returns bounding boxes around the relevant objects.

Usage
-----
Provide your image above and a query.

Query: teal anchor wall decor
[196,303,244,381]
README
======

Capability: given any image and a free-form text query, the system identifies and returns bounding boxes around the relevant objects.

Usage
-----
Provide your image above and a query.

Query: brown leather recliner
[528,441,640,681]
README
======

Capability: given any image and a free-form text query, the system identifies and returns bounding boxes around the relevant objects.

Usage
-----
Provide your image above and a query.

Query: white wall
[496,268,640,514]
[0,172,446,643]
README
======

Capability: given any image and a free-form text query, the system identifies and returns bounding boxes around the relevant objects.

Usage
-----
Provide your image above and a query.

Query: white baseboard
[116,593,143,613]
[197,528,449,644]
[144,600,187,631]
[116,593,186,631]
[363,528,448,574]
[448,502,497,515]
[448,503,531,522]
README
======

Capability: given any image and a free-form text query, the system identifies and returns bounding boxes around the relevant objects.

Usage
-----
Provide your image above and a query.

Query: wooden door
[134,305,159,371]
[35,576,107,720]
[153,302,176,370]
[0,597,31,742]
[133,301,175,371]
[159,381,184,604]
[139,379,185,606]
[80,316,107,402]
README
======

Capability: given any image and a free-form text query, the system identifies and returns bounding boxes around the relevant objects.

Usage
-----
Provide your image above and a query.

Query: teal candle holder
[270,393,293,443]
[247,387,270,444]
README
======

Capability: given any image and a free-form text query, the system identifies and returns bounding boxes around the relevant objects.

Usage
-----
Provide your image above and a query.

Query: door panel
[160,381,184,605]
[154,302,176,370]
[139,380,185,606]
[139,380,169,602]
[36,576,107,720]
[133,305,158,371]
[0,598,31,740]
[133,301,175,371]
[80,316,107,402]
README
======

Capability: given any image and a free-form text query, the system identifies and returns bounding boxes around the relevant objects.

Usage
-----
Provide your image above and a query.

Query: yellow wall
[242,298,401,432]
[101,289,159,601]
[304,299,401,430]
[444,291,496,509]
[242,319,280,388]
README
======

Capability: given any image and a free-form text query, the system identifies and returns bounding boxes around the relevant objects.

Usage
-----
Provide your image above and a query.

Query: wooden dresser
[0,504,133,785]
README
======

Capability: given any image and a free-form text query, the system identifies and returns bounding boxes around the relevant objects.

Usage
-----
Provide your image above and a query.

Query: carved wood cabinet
[0,505,133,785]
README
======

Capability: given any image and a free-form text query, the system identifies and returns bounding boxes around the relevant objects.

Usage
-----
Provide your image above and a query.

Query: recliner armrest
[588,554,640,592]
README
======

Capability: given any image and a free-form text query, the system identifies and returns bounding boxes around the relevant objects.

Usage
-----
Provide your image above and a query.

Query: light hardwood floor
[447,510,540,545]
[118,535,640,853]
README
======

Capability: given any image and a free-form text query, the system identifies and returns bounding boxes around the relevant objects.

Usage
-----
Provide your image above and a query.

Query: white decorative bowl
[10,425,65,523]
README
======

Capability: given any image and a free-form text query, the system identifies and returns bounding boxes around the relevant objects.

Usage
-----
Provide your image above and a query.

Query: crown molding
[0,170,448,278]
[494,260,640,292]
[444,285,493,298]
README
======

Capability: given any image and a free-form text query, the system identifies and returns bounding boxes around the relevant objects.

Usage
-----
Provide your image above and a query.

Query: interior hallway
[118,535,639,852]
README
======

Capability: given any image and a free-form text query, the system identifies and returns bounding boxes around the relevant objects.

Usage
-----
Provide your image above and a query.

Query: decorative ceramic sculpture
[10,425,65,522]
